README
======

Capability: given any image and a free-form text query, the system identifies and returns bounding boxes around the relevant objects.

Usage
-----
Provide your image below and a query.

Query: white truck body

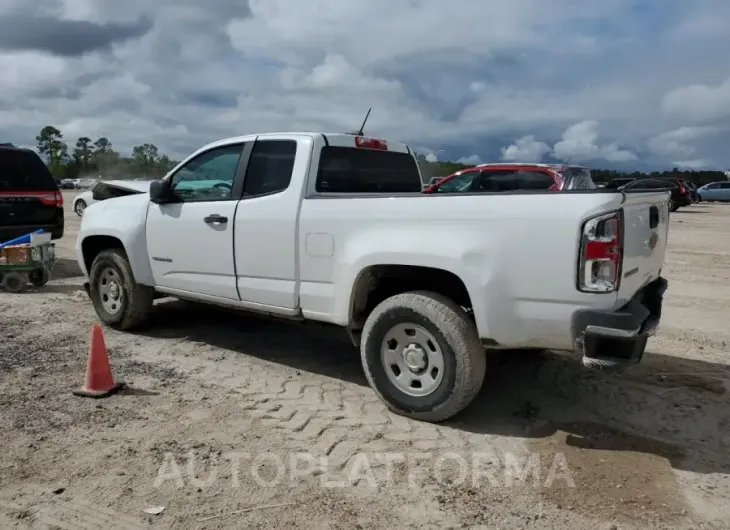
[76,132,670,421]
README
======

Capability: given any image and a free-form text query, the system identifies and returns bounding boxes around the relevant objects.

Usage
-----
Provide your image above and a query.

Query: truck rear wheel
[89,248,154,331]
[360,291,486,422]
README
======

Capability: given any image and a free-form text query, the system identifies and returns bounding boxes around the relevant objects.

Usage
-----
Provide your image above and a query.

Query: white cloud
[672,159,712,170]
[647,126,718,157]
[500,135,551,162]
[662,78,730,124]
[0,0,728,169]
[424,152,438,163]
[457,154,482,165]
[553,121,637,163]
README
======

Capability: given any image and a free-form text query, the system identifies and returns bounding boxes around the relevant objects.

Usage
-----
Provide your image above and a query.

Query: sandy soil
[0,193,729,529]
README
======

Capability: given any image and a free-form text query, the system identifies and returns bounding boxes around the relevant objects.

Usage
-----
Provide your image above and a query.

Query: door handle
[649,206,659,228]
[204,214,228,224]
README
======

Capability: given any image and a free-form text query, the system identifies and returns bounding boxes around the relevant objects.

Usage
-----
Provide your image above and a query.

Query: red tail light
[354,136,388,150]
[578,210,622,293]
[678,183,686,194]
[37,192,62,206]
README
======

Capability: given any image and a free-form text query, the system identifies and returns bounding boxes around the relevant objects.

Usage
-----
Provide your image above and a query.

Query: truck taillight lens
[354,136,388,150]
[54,191,63,206]
[578,211,622,293]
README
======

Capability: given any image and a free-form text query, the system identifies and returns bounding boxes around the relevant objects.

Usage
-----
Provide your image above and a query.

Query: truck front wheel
[89,249,154,331]
[360,291,486,422]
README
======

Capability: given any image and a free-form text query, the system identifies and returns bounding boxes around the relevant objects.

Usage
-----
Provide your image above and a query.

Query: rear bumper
[0,221,64,243]
[572,277,668,371]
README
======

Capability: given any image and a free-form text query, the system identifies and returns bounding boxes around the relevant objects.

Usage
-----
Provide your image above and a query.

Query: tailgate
[617,191,670,305]
[0,192,59,226]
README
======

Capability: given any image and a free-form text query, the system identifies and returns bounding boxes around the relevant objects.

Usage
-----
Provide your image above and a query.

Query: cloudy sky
[0,0,729,170]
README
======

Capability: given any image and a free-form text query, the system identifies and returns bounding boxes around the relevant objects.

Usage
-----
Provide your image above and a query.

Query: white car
[73,180,153,216]
[75,131,670,422]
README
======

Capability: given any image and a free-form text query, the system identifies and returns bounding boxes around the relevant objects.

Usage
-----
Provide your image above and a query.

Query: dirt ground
[1,192,729,529]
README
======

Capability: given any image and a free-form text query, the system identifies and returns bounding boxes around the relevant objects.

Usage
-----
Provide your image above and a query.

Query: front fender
[75,194,155,286]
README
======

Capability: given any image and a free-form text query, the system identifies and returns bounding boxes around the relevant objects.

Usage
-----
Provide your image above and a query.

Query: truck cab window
[242,140,297,197]
[171,144,243,201]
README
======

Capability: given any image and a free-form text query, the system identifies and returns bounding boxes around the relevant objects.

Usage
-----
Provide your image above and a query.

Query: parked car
[683,181,699,203]
[607,178,690,212]
[0,144,64,242]
[73,180,153,216]
[422,163,597,193]
[76,132,669,422]
[697,181,730,202]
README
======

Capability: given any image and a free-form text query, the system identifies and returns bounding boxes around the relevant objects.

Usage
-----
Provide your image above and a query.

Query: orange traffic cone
[72,324,125,398]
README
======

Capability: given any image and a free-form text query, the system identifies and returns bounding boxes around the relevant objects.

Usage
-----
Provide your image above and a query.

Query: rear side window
[472,170,517,191]
[243,140,297,197]
[470,170,555,192]
[0,149,56,191]
[316,147,422,193]
[514,170,555,190]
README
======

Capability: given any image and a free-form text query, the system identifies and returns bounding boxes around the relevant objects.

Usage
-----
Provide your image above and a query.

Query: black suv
[0,144,64,242]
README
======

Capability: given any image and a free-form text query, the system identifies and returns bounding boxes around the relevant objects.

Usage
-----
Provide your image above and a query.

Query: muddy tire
[1,272,25,293]
[28,268,50,287]
[360,290,486,422]
[89,248,154,330]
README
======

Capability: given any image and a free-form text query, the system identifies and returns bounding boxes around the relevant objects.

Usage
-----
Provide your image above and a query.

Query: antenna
[357,108,371,136]
[564,157,572,165]
[347,108,372,136]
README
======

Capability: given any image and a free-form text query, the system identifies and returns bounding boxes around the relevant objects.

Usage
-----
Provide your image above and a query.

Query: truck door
[145,142,248,300]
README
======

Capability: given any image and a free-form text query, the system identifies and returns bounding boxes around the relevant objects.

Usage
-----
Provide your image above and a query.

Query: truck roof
[201,132,413,155]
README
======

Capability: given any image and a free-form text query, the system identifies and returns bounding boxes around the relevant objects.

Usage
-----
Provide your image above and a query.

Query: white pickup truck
[75,132,670,422]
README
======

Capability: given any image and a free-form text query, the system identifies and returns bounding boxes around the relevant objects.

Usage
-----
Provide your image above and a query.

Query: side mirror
[149,179,174,204]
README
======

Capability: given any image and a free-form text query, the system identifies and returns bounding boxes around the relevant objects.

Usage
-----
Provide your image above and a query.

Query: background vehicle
[73,180,153,216]
[698,182,730,202]
[423,163,596,193]
[607,178,690,212]
[59,179,76,189]
[0,144,64,242]
[76,132,669,423]
[684,181,699,203]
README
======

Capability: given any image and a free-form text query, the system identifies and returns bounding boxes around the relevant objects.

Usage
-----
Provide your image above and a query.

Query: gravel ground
[0,193,729,529]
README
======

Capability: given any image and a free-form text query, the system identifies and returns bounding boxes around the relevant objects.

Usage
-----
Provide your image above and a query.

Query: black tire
[88,248,154,330]
[74,199,86,216]
[28,268,50,287]
[669,198,679,212]
[360,290,486,422]
[1,272,25,293]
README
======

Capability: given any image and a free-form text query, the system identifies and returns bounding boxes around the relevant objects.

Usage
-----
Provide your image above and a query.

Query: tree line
[33,125,729,185]
[35,125,177,180]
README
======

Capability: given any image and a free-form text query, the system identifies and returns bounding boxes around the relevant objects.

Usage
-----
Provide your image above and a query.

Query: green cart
[0,241,56,293]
